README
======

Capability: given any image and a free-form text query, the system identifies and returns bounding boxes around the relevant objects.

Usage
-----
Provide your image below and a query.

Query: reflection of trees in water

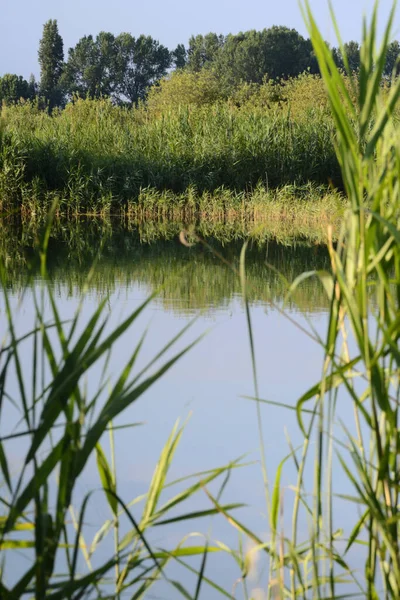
[1,218,331,314]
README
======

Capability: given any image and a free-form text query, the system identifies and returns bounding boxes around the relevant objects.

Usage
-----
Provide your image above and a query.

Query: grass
[0,89,343,216]
[237,2,400,597]
[128,182,345,223]
[0,1,399,598]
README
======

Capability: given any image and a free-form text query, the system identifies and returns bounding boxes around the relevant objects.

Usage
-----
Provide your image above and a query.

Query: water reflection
[2,217,331,314]
[1,217,363,598]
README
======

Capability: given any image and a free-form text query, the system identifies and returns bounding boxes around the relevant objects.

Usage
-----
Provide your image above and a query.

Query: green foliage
[299,3,400,595]
[186,33,225,72]
[0,4,400,598]
[5,19,400,113]
[0,215,248,597]
[146,69,227,109]
[38,19,64,109]
[235,2,400,597]
[172,43,187,69]
[116,33,171,104]
[0,74,34,105]
[0,87,343,213]
[384,40,400,77]
[226,27,314,83]
[185,27,316,87]
[63,32,120,100]
[0,135,26,208]
[333,40,361,72]
[332,37,400,78]
[63,32,170,104]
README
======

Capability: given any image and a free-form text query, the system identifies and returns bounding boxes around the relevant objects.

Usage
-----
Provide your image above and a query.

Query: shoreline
[3,183,346,236]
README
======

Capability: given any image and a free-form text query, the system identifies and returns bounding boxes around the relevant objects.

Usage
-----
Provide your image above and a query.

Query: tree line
[1,19,400,109]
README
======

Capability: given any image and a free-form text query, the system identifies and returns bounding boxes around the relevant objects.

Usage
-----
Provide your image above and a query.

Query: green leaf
[96,443,117,516]
[271,454,292,532]
[0,442,11,493]
[296,357,361,435]
[153,504,246,527]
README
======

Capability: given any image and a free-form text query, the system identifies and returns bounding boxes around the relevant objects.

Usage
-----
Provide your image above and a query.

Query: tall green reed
[0,94,341,215]
[236,2,400,598]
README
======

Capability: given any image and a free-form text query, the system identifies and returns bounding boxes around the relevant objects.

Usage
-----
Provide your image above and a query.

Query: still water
[1,220,359,598]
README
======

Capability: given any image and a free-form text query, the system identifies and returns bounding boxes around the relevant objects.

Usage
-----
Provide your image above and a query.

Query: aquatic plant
[237,2,400,597]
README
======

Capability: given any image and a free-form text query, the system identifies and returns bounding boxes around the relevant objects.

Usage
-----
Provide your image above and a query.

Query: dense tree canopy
[186,33,225,72]
[2,19,400,110]
[179,27,318,93]
[384,40,400,77]
[63,32,120,100]
[0,74,36,104]
[332,41,361,72]
[212,27,316,87]
[172,44,187,69]
[63,32,170,104]
[332,39,399,77]
[116,34,171,103]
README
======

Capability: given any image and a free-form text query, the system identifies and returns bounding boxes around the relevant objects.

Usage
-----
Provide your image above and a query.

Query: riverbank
[1,172,346,229]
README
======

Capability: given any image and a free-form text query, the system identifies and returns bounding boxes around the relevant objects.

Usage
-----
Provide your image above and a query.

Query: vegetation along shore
[2,16,398,219]
[0,1,399,598]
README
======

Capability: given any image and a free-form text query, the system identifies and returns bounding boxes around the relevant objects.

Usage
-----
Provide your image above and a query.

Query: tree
[173,44,187,69]
[259,26,313,79]
[0,74,32,105]
[332,41,360,72]
[211,26,314,89]
[64,32,119,100]
[332,47,342,69]
[64,32,170,104]
[38,19,64,108]
[28,74,38,99]
[186,33,224,71]
[384,40,400,77]
[115,33,171,104]
[214,31,264,87]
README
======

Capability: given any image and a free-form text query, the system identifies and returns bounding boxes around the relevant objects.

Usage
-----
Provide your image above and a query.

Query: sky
[1,0,398,80]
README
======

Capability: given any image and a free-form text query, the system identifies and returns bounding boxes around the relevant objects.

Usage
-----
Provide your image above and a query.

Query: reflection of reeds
[0,234,238,596]
[0,216,332,314]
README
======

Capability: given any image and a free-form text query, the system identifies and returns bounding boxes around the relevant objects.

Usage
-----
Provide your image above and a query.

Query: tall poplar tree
[38,19,64,109]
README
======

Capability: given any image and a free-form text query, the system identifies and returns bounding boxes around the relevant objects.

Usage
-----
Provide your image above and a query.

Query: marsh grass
[234,2,400,598]
[0,91,342,216]
[127,183,345,224]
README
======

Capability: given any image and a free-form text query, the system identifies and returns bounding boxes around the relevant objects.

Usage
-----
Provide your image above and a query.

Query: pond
[1,218,360,598]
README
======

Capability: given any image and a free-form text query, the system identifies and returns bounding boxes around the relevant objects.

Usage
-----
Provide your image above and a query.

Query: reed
[236,2,400,597]
[0,88,343,216]
[0,216,333,316]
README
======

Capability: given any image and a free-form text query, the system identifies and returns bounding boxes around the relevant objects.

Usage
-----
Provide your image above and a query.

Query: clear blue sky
[1,0,398,79]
